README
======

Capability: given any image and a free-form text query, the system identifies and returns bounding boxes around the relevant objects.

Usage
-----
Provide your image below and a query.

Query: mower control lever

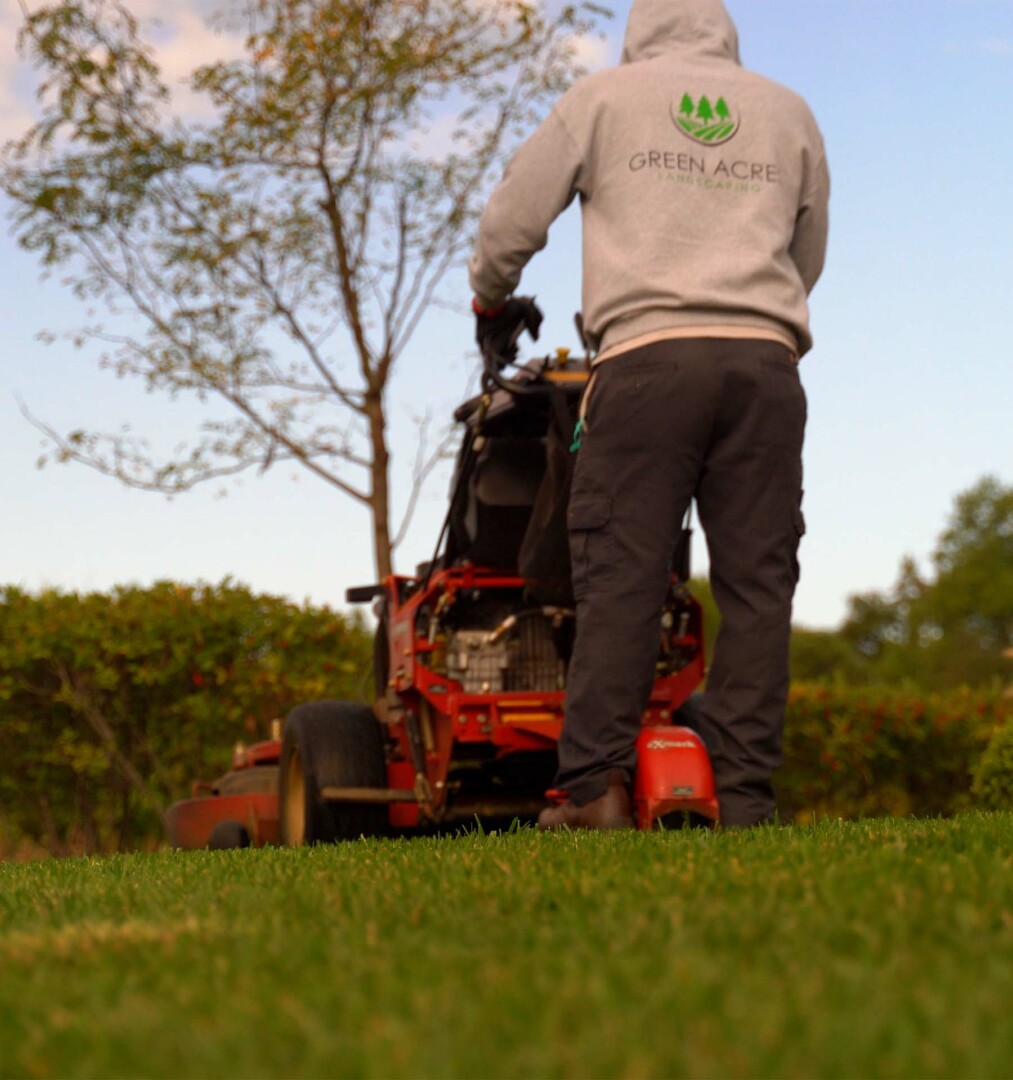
[480,338,549,396]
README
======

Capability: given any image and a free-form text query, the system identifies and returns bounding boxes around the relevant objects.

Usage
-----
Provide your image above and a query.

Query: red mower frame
[167,345,720,849]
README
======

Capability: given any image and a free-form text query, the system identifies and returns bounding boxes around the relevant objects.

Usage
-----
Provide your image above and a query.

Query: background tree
[837,475,1012,689]
[789,626,870,686]
[923,475,1013,653]
[2,0,604,578]
[685,477,1011,690]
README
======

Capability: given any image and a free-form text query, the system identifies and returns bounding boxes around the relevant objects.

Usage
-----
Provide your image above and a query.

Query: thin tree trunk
[117,784,133,853]
[37,792,67,858]
[55,664,169,830]
[366,391,393,579]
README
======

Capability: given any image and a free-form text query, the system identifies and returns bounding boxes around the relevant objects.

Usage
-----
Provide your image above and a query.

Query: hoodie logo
[671,93,739,146]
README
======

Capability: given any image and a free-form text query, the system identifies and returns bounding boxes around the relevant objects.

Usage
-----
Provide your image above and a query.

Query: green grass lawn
[2,814,1012,1079]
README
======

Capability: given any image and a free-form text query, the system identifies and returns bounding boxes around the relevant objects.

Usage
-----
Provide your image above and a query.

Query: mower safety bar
[480,342,561,398]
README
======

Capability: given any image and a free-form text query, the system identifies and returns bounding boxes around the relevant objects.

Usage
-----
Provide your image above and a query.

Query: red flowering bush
[778,685,1008,821]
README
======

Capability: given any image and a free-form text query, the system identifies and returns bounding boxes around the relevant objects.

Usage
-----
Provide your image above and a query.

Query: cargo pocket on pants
[567,490,612,600]
[791,492,806,583]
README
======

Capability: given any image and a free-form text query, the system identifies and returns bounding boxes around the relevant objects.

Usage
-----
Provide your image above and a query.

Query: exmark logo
[671,92,739,146]
[645,738,699,751]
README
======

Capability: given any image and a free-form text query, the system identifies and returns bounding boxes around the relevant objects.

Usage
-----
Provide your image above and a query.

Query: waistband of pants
[592,325,799,367]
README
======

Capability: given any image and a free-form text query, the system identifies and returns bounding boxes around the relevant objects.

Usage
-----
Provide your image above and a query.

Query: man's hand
[473,296,544,367]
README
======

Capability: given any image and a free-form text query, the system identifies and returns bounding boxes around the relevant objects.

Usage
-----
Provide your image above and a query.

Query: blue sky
[1,0,1010,628]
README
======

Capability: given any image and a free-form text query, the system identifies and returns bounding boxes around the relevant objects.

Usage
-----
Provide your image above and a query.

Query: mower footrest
[321,785,417,803]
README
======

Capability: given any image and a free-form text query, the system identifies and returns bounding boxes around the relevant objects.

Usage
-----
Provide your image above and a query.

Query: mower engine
[445,609,567,694]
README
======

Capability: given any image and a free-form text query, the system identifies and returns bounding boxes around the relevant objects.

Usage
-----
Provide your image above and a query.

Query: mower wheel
[279,700,388,845]
[209,820,251,849]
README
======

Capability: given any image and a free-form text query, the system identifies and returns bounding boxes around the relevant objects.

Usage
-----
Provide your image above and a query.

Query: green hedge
[0,581,371,856]
[778,684,1009,821]
[2,580,1008,856]
[972,723,1013,810]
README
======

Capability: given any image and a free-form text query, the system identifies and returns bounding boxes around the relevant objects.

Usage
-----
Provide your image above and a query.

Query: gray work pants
[556,338,807,826]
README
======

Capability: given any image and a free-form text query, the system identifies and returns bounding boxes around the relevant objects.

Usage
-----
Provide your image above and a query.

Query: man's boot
[537,771,633,831]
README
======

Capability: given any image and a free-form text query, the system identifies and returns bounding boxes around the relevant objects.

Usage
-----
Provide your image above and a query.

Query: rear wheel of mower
[279,701,388,845]
[209,820,251,849]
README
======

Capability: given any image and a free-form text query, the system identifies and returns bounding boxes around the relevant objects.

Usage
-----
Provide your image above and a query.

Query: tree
[789,627,870,686]
[840,476,1012,689]
[679,92,694,119]
[924,475,1013,654]
[714,96,730,122]
[696,95,714,123]
[2,0,603,578]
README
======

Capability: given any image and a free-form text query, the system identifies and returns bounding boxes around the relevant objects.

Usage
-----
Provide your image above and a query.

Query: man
[470,0,829,829]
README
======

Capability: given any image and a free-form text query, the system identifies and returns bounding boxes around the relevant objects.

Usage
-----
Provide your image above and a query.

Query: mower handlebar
[480,342,566,398]
[479,308,592,397]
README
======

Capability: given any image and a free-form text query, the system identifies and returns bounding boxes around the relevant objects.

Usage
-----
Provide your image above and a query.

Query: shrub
[0,581,371,855]
[777,684,1007,821]
[971,722,1013,811]
[2,580,1006,856]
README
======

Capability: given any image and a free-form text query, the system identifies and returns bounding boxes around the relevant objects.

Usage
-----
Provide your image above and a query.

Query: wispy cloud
[570,30,618,72]
[1,1,246,142]
[978,37,1012,54]
[3,0,617,147]
[0,8,37,143]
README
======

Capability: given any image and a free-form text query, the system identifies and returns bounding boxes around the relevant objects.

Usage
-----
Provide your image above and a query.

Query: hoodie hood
[621,0,741,65]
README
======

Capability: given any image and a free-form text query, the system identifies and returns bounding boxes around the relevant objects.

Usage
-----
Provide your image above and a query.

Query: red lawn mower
[167,329,718,849]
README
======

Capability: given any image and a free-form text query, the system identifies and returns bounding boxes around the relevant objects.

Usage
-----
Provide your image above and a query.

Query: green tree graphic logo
[671,91,739,146]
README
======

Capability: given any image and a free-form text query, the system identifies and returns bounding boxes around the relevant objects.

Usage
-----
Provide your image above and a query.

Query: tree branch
[54,661,169,830]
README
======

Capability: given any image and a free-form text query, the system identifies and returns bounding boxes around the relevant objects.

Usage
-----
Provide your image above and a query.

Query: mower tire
[209,820,251,849]
[279,700,388,845]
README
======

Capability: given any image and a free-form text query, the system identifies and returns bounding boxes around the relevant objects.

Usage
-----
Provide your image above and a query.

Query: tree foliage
[688,478,1012,691]
[0,580,370,855]
[837,475,1012,690]
[2,0,605,577]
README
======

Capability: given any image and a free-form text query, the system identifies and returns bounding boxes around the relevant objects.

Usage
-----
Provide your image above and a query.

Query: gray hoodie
[469,0,829,356]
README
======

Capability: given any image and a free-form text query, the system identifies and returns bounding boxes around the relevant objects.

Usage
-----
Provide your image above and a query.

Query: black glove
[474,296,544,368]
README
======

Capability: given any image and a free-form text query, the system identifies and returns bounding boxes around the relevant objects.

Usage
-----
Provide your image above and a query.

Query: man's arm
[470,109,585,310]
[789,149,830,296]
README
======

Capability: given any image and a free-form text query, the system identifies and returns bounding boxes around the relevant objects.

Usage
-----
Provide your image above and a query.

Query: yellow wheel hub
[284,748,307,845]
